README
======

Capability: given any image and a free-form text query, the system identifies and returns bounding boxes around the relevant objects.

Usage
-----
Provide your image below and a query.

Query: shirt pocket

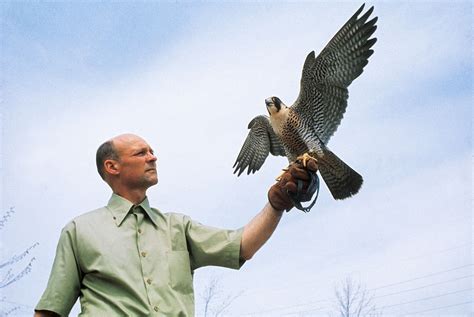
[167,250,193,294]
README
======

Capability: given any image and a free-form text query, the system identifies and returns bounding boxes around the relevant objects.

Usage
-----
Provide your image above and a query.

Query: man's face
[113,135,158,190]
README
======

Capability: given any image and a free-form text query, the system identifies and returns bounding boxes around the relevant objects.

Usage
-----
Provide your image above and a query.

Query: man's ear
[104,159,120,176]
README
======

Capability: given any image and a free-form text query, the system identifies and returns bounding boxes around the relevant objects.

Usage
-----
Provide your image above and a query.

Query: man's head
[96,140,119,180]
[96,134,158,191]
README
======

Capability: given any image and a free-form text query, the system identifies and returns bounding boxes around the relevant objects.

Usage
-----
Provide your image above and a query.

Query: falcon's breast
[271,109,311,163]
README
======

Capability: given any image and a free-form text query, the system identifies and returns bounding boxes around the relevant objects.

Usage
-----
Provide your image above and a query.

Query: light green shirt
[36,194,244,316]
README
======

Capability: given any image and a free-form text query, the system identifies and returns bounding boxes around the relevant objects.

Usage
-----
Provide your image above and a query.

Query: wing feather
[293,4,377,144]
[233,115,286,176]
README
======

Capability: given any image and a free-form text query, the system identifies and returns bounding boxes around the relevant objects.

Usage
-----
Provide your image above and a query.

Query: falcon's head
[265,96,287,116]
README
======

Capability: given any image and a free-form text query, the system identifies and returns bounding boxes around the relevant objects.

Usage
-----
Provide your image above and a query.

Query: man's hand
[268,159,319,212]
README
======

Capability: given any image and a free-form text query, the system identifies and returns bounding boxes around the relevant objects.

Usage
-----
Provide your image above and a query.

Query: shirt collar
[107,193,159,227]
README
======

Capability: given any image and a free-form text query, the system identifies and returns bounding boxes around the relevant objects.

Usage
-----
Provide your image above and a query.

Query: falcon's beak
[265,98,273,107]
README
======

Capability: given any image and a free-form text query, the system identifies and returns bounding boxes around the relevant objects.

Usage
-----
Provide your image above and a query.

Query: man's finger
[284,181,298,194]
[306,159,318,172]
[289,166,310,180]
[280,173,292,185]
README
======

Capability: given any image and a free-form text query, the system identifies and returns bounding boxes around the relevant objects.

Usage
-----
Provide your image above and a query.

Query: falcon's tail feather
[316,148,363,200]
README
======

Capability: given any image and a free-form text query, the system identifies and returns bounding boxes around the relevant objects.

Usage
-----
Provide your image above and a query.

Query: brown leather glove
[268,159,319,212]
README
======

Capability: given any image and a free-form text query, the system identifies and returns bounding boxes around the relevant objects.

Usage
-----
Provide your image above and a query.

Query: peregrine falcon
[233,4,377,200]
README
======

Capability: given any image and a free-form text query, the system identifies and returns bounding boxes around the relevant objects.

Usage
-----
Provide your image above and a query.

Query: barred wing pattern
[233,115,286,176]
[293,4,377,145]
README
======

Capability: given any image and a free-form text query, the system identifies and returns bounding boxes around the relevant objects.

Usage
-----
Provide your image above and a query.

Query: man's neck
[113,188,147,205]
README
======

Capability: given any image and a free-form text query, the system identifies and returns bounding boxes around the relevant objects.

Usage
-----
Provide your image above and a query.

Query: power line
[239,243,472,301]
[264,288,473,316]
[242,265,473,315]
[380,288,473,309]
[334,240,472,283]
[356,242,473,273]
[405,301,473,314]
[370,264,473,290]
[373,274,473,298]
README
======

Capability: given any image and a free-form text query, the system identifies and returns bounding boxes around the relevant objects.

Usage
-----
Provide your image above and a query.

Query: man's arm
[240,159,318,260]
[240,203,283,260]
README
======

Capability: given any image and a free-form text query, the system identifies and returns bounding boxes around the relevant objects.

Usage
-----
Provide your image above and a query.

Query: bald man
[35,134,318,316]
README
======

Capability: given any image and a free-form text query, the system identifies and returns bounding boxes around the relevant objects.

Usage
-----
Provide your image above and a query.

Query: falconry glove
[268,159,319,212]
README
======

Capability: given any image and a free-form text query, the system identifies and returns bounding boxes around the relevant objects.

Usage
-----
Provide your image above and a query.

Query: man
[35,133,318,316]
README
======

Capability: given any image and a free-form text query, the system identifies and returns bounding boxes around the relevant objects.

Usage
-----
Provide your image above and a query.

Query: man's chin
[148,177,158,186]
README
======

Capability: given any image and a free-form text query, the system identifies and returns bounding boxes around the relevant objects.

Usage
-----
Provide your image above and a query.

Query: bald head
[96,134,158,202]
[96,134,157,188]
[111,134,148,152]
[96,134,145,180]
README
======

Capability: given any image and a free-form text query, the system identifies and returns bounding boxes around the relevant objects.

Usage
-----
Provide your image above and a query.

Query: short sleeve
[35,222,82,316]
[183,217,245,270]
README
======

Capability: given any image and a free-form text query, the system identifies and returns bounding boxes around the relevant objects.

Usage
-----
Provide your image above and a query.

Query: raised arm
[240,160,318,260]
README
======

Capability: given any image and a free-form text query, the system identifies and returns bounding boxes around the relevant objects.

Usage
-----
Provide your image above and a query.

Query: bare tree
[331,277,379,317]
[0,207,38,316]
[199,275,243,317]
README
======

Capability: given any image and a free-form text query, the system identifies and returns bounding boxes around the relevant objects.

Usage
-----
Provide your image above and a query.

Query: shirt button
[138,229,142,234]
[147,278,152,285]
[154,306,159,312]
[141,251,147,257]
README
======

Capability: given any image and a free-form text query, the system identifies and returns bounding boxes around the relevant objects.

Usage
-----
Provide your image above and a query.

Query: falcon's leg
[296,152,318,167]
[276,152,319,181]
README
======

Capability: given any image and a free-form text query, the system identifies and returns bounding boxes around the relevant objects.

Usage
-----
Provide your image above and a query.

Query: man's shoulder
[158,210,191,222]
[65,206,109,227]
[56,207,109,238]
[76,205,109,219]
[153,209,195,229]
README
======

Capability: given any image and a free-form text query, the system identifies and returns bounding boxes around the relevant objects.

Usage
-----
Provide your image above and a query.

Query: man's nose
[147,152,157,162]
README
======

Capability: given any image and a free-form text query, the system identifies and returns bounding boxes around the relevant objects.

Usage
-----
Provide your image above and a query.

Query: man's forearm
[240,202,283,260]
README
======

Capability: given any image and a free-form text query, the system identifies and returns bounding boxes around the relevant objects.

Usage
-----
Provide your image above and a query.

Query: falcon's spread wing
[292,4,377,145]
[233,115,286,176]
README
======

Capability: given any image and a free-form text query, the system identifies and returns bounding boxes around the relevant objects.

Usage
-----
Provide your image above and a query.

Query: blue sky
[1,1,472,316]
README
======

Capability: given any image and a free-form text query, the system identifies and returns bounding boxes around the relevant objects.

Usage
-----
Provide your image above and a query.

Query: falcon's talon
[296,152,317,168]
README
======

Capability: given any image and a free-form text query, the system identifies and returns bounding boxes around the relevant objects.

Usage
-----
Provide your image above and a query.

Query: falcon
[233,4,377,200]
